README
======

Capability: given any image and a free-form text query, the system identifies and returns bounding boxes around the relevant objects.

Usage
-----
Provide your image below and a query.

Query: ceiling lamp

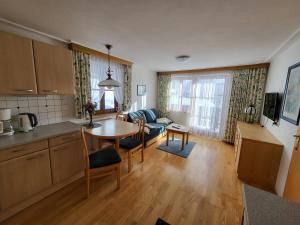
[176,55,190,62]
[98,44,120,89]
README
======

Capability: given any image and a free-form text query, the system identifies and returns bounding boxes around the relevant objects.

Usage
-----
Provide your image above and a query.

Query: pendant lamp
[98,44,120,89]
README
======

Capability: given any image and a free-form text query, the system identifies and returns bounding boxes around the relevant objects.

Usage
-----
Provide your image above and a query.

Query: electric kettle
[18,113,38,132]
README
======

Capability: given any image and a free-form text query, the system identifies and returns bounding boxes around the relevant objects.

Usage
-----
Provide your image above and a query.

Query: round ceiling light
[176,55,190,62]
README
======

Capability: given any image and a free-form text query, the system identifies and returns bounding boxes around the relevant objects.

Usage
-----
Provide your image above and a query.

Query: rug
[157,139,196,158]
[155,218,170,225]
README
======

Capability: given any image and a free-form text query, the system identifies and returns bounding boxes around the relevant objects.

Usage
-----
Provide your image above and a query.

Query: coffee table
[166,123,190,150]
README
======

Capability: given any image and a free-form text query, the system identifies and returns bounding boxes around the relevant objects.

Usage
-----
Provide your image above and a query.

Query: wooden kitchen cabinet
[235,122,283,192]
[0,31,37,95]
[33,40,74,95]
[50,134,84,184]
[0,149,52,210]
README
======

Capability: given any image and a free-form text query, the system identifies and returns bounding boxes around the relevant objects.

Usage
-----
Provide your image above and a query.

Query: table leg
[172,133,174,141]
[115,138,120,152]
[166,131,169,146]
[181,133,185,150]
[186,132,189,145]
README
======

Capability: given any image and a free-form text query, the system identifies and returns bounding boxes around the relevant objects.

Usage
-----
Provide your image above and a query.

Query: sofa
[127,108,171,147]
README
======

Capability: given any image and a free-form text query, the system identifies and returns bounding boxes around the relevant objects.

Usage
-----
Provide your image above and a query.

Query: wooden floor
[1,135,243,225]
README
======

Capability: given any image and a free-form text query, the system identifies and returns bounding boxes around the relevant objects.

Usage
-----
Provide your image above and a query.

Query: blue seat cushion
[127,110,147,122]
[89,147,121,169]
[142,109,158,123]
[147,123,167,133]
[120,137,142,150]
[144,128,161,142]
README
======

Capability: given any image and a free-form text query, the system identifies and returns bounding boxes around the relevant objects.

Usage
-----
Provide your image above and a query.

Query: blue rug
[157,139,196,158]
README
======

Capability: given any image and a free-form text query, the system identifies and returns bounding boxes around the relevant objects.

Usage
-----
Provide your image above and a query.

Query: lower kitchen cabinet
[50,139,85,184]
[0,149,52,210]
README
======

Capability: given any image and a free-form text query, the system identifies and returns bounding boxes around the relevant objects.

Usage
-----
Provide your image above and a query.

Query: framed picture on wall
[137,85,146,96]
[281,62,300,125]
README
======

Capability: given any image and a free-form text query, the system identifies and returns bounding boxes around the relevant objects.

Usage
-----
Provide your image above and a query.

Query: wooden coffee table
[166,123,190,150]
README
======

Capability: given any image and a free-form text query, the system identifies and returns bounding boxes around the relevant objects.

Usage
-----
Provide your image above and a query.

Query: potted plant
[84,101,97,128]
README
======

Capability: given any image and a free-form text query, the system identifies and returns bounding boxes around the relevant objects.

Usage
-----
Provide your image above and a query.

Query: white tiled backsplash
[0,95,75,126]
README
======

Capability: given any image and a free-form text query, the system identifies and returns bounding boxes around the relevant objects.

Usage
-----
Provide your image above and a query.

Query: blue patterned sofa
[127,109,171,147]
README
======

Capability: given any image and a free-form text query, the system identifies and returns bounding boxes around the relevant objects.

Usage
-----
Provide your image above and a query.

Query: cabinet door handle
[26,154,43,161]
[42,90,58,93]
[15,89,33,92]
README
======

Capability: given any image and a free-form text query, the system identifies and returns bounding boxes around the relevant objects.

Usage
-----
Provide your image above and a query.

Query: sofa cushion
[147,123,167,133]
[89,147,121,169]
[120,137,142,150]
[127,110,146,122]
[142,109,157,123]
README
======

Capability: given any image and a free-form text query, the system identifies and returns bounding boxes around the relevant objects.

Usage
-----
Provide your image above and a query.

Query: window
[90,55,124,113]
[92,88,118,113]
[168,73,232,138]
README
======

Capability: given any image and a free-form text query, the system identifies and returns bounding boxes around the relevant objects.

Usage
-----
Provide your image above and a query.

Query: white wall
[130,65,157,111]
[263,32,300,196]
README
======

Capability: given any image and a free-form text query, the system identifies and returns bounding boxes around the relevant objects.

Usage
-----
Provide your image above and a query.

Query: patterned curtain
[73,51,91,118]
[224,67,268,143]
[157,73,171,117]
[123,65,132,111]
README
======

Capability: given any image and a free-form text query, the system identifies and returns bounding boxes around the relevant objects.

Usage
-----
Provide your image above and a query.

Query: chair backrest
[132,117,145,143]
[80,128,90,170]
[116,112,128,121]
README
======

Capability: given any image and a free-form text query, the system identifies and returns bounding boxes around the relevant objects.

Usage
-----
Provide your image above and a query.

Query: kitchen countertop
[243,184,300,225]
[0,122,81,150]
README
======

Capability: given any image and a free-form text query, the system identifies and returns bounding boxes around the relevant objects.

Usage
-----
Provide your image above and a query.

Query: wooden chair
[116,112,128,121]
[81,128,122,198]
[119,117,145,173]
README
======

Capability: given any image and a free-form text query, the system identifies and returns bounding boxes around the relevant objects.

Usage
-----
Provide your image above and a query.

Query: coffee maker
[0,108,14,136]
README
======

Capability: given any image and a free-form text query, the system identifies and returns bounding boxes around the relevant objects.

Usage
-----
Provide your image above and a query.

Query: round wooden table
[85,119,139,151]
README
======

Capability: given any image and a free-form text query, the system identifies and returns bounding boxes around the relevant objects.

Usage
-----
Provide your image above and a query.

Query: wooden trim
[69,43,133,66]
[157,63,270,75]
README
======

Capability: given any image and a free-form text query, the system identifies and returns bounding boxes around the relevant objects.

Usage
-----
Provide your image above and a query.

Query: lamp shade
[98,77,120,88]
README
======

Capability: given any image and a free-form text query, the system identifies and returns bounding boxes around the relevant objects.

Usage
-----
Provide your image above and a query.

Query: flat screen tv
[263,93,281,122]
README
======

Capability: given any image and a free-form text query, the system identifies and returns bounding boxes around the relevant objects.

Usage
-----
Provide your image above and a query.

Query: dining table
[84,119,139,152]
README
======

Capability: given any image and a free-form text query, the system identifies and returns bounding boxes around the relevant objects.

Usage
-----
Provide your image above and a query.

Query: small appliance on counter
[18,113,38,132]
[0,108,14,136]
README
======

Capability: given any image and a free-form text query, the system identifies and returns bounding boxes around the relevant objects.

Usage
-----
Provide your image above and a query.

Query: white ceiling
[1,0,300,71]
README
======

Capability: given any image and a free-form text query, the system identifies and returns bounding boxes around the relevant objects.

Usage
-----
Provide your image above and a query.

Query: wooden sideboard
[235,121,283,192]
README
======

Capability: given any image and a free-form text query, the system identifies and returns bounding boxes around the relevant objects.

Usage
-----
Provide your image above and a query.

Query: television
[263,93,282,122]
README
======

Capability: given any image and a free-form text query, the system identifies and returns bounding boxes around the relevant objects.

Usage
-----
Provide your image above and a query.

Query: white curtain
[90,55,124,109]
[168,72,232,139]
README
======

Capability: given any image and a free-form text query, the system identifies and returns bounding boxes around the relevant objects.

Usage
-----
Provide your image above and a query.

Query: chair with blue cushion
[116,112,128,121]
[120,117,145,172]
[81,128,122,198]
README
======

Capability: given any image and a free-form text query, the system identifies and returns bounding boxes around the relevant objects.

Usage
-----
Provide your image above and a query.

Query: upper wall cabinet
[0,31,37,95]
[33,41,74,95]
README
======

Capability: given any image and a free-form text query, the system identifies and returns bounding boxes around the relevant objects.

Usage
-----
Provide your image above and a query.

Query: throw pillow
[156,117,172,124]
